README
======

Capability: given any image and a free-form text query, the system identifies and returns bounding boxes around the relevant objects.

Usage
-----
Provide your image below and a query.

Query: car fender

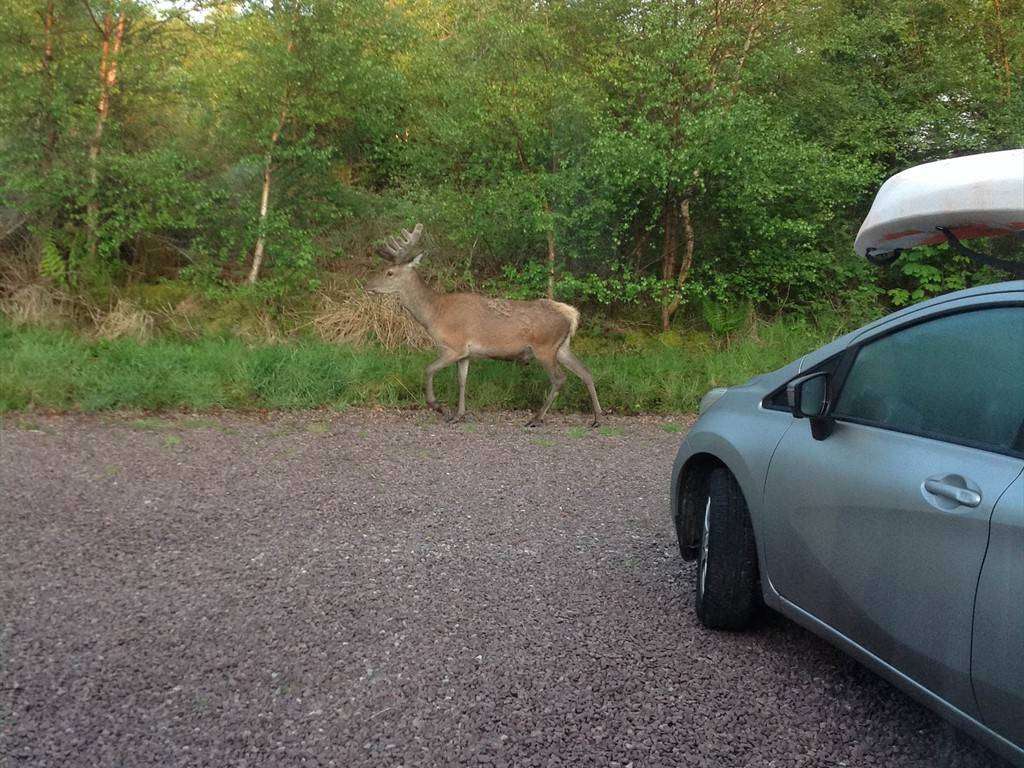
[672,400,793,608]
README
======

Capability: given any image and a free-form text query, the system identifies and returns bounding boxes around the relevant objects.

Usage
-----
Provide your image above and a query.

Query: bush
[491,260,669,307]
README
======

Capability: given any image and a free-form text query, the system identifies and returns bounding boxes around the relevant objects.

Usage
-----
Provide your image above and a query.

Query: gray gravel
[0,410,1008,767]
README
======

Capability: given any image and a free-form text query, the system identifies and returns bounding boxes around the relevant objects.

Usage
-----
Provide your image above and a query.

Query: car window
[833,306,1024,452]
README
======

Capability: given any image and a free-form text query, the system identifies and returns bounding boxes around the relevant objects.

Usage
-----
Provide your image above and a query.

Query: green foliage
[38,234,66,286]
[0,0,1022,323]
[700,298,752,336]
[493,261,667,306]
[122,280,194,311]
[83,150,210,272]
[885,247,971,306]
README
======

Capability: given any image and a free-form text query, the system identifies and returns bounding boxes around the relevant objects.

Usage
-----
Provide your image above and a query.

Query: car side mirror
[787,372,828,418]
[787,372,834,440]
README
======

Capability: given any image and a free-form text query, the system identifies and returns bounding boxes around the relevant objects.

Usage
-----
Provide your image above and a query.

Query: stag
[365,224,602,427]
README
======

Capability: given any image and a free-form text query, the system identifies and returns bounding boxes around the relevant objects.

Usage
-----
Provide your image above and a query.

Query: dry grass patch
[0,284,72,328]
[0,245,41,290]
[94,299,154,342]
[173,295,204,318]
[235,310,286,344]
[313,293,432,350]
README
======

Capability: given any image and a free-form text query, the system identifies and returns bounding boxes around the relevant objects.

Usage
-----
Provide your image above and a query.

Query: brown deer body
[366,225,602,426]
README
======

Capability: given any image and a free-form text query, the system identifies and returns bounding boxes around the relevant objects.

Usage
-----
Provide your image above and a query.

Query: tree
[192,0,406,285]
[402,0,602,296]
[1,0,1021,316]
[82,0,128,258]
[589,0,813,328]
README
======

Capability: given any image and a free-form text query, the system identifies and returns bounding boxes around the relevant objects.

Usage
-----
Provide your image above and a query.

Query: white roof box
[855,149,1024,257]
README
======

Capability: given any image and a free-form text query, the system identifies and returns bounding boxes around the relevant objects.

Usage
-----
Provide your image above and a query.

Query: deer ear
[410,253,424,267]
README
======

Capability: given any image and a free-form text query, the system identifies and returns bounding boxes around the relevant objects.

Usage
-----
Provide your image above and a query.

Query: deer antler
[376,223,424,264]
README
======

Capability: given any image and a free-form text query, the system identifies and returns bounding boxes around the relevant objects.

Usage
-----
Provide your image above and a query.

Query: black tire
[695,467,760,630]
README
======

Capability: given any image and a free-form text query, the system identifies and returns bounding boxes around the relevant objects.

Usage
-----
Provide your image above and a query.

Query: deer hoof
[445,413,466,424]
[525,418,544,428]
[590,418,601,428]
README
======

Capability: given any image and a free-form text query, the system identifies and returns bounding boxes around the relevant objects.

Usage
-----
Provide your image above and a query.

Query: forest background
[1,0,1022,414]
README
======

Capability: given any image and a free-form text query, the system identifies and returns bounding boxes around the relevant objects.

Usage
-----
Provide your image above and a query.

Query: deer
[365,224,603,427]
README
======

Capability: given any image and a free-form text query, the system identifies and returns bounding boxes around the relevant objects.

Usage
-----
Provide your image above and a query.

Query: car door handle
[924,478,982,508]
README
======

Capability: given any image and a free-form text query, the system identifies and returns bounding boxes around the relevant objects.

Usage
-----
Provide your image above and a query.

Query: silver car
[670,153,1024,765]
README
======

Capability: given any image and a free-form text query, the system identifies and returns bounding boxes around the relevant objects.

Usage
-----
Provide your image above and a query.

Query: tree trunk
[662,197,695,331]
[991,0,1013,99]
[541,195,557,299]
[627,225,652,271]
[247,27,294,285]
[543,154,559,299]
[729,4,764,97]
[42,2,54,70]
[545,212,556,299]
[247,107,287,284]
[85,6,126,259]
[41,0,57,169]
[660,201,678,331]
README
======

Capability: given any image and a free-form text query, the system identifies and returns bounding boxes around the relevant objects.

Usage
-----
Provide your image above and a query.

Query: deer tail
[550,301,580,338]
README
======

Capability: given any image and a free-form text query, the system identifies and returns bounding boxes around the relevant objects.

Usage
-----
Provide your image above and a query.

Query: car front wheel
[695,467,760,630]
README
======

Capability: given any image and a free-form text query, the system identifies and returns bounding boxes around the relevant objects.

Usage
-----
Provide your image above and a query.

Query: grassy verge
[0,319,839,414]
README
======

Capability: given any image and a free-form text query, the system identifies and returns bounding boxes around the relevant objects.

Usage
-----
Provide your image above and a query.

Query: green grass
[0,318,838,414]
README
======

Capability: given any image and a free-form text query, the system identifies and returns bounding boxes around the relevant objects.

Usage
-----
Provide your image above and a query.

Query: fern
[700,297,750,335]
[38,234,67,286]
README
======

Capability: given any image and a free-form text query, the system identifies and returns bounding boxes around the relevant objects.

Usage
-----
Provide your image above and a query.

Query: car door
[762,303,1024,717]
[972,472,1024,747]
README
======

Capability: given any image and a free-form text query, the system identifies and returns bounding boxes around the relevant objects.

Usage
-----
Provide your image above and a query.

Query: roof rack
[866,228,1024,277]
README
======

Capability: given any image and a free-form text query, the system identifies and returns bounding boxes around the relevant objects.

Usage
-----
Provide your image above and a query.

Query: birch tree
[82,0,128,257]
[196,0,404,285]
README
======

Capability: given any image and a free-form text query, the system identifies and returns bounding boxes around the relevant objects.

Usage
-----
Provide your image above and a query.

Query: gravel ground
[0,410,1009,768]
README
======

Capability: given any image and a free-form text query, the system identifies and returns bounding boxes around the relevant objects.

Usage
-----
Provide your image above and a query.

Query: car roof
[794,279,1024,375]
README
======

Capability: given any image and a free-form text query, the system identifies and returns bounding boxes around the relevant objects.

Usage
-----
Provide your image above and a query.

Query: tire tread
[695,468,759,630]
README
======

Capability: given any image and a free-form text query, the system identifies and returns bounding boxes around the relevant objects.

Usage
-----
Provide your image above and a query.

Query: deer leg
[425,350,460,416]
[446,358,470,423]
[557,344,603,427]
[526,357,566,427]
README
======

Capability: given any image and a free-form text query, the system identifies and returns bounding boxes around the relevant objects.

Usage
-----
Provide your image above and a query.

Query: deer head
[365,224,425,296]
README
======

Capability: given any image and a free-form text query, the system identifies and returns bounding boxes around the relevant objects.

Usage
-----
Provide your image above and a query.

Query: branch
[81,0,104,36]
[730,2,766,95]
[126,16,182,48]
